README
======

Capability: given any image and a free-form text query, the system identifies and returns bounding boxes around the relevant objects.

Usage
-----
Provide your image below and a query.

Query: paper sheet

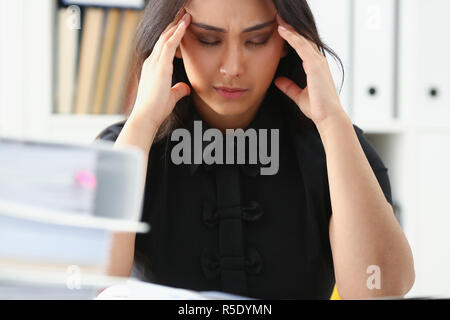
[96,280,253,300]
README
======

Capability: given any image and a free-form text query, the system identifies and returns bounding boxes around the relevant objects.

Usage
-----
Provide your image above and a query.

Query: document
[96,279,254,300]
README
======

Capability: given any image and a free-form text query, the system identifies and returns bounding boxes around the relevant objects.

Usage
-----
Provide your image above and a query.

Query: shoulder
[95,121,127,143]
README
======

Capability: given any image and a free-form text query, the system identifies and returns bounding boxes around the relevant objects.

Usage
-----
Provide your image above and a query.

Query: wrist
[115,114,160,154]
[316,110,351,132]
[316,111,353,146]
[127,112,161,136]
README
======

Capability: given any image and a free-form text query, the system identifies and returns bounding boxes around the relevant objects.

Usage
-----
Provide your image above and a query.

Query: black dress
[96,84,393,299]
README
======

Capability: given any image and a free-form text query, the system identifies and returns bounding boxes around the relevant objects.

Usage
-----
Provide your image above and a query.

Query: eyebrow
[190,19,276,33]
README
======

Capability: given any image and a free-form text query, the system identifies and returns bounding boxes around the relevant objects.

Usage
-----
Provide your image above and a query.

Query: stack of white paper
[0,266,128,300]
[0,138,148,299]
[96,279,254,300]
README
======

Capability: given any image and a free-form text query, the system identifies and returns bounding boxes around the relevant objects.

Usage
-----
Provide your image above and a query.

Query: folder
[398,0,450,124]
[352,0,397,123]
[307,0,353,117]
[56,7,80,115]
[104,9,141,115]
[74,8,105,115]
[91,8,121,115]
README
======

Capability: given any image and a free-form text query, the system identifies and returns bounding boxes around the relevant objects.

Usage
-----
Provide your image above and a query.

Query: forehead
[185,0,276,29]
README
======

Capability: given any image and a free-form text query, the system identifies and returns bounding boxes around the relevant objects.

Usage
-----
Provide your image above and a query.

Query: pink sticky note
[75,170,97,190]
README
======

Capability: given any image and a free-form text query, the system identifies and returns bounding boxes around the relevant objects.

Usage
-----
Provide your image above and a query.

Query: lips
[214,87,248,99]
[215,87,248,92]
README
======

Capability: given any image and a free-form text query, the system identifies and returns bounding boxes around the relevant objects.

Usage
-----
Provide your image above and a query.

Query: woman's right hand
[130,8,192,129]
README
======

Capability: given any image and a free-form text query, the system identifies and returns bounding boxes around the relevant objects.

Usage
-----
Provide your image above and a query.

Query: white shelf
[0,0,127,144]
[355,120,405,135]
[356,120,450,135]
[48,114,126,144]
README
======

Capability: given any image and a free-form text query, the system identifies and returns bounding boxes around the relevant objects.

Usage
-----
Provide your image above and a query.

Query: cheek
[249,44,283,79]
[180,37,216,79]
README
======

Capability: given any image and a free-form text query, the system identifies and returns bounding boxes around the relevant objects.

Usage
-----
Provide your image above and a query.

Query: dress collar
[184,85,279,176]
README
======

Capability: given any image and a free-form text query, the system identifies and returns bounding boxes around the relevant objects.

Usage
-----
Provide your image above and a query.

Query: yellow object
[330,285,341,300]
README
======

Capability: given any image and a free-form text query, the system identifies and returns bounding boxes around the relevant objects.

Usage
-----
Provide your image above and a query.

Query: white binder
[307,0,353,116]
[398,0,450,125]
[352,0,397,123]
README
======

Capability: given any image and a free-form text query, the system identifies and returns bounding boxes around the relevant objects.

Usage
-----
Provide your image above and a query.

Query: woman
[97,0,415,299]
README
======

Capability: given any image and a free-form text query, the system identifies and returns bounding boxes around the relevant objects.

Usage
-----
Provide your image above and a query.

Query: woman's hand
[274,14,348,128]
[130,9,192,129]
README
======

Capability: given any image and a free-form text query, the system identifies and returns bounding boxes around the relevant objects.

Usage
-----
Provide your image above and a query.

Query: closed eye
[198,38,270,47]
[198,40,220,46]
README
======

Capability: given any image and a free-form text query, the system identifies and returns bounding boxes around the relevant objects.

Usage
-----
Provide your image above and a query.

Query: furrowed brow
[191,20,276,33]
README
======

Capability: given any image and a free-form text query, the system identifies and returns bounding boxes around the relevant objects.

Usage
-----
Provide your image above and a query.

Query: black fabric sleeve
[353,124,393,206]
[94,121,126,143]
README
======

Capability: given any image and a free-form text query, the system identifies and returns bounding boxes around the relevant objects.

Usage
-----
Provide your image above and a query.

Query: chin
[210,101,250,117]
[193,90,254,117]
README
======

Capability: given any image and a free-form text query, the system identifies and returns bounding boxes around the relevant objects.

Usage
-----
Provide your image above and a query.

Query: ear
[175,46,183,59]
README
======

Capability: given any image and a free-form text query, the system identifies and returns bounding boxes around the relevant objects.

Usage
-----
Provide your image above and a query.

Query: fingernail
[278,25,287,31]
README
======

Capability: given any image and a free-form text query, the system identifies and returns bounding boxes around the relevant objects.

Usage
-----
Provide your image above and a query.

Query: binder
[352,0,397,123]
[56,7,80,114]
[74,8,106,115]
[91,8,121,115]
[307,0,353,117]
[398,0,450,124]
[104,9,141,115]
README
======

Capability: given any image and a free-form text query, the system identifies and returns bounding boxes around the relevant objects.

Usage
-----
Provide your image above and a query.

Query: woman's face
[176,0,287,119]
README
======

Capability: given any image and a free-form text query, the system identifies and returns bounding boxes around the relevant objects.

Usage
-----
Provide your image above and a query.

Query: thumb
[170,82,191,106]
[274,76,306,107]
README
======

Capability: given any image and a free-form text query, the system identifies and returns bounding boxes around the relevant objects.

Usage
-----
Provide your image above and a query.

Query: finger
[274,76,308,107]
[147,9,187,63]
[278,26,324,69]
[305,38,322,56]
[162,7,187,35]
[169,82,191,107]
[152,11,189,63]
[276,14,322,58]
[159,13,190,63]
[150,22,179,63]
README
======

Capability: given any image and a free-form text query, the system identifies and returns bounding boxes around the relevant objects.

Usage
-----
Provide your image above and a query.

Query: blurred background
[0,0,449,298]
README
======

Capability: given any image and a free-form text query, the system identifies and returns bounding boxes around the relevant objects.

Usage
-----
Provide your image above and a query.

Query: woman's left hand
[274,14,348,128]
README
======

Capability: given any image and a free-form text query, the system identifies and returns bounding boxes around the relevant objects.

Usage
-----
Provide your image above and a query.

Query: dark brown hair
[127,0,344,143]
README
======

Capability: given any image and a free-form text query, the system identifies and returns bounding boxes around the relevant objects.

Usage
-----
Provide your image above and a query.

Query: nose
[219,43,245,78]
